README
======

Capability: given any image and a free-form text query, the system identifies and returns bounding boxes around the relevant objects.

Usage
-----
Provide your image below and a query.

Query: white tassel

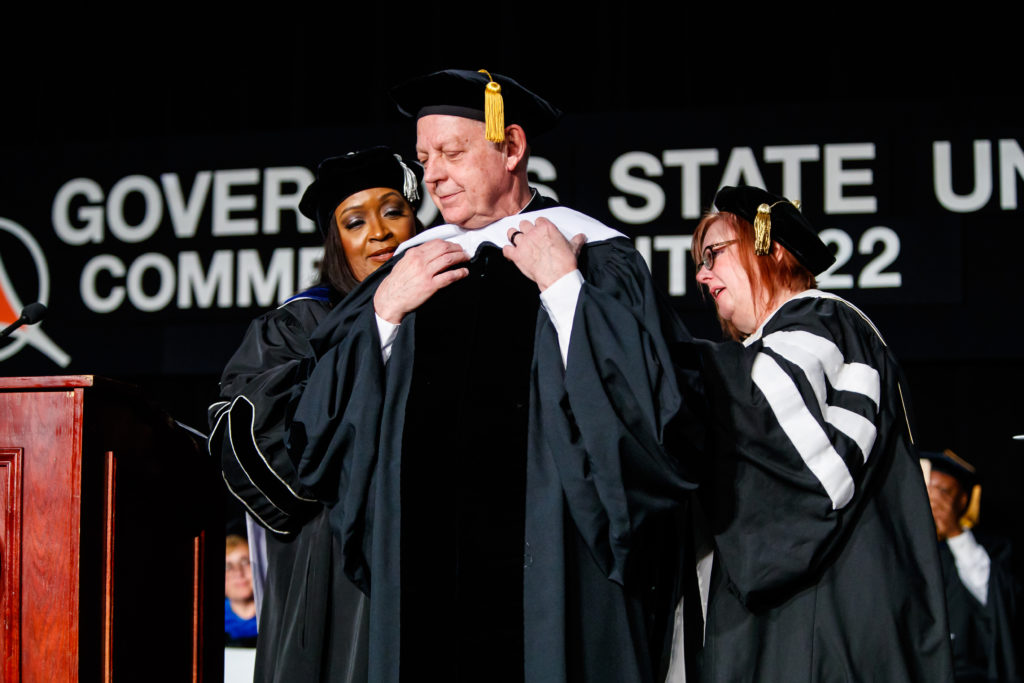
[395,154,420,203]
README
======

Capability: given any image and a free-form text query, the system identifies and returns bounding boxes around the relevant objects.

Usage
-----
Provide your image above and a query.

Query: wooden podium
[0,376,223,682]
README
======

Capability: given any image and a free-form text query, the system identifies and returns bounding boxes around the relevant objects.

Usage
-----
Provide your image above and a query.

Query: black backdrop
[3,15,1022,561]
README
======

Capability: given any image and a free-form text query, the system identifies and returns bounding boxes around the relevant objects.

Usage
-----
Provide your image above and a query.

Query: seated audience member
[225,534,258,647]
[923,449,1020,683]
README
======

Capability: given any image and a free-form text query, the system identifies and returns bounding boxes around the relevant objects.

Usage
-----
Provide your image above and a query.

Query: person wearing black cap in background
[209,147,422,683]
[290,70,695,683]
[922,450,1021,682]
[674,186,953,681]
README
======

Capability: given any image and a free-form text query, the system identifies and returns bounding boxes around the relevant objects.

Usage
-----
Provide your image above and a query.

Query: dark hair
[691,210,817,341]
[317,213,361,298]
[316,202,424,301]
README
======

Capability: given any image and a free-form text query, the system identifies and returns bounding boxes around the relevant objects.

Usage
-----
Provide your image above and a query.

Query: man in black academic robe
[923,450,1021,682]
[289,70,696,683]
[940,531,1021,683]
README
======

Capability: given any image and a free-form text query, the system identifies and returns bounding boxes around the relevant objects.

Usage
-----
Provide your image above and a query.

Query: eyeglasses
[700,239,738,271]
[226,558,251,574]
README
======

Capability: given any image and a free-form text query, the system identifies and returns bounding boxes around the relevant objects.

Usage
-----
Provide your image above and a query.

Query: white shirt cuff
[539,269,584,367]
[947,529,991,605]
[375,313,400,364]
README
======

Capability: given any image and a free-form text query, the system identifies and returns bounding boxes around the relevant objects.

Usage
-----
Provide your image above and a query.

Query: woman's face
[225,545,253,602]
[334,187,416,282]
[695,218,760,335]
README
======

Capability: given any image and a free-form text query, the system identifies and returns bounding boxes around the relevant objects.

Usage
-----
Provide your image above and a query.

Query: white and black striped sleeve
[697,295,896,604]
[753,327,881,509]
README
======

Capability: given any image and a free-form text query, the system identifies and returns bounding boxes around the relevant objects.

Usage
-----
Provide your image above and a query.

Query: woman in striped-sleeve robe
[684,186,953,682]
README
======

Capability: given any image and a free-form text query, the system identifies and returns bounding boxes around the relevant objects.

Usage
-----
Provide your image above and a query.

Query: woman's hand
[503,217,587,291]
[373,239,470,323]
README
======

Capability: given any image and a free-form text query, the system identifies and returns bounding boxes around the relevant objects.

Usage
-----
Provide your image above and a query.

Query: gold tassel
[479,69,505,143]
[753,199,801,255]
[941,448,981,528]
[960,484,982,529]
[754,203,772,255]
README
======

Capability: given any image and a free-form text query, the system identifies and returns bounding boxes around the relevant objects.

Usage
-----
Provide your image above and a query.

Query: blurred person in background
[923,449,1020,682]
[225,534,257,647]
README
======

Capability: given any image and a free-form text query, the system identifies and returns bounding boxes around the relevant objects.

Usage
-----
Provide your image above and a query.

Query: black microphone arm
[1,302,48,339]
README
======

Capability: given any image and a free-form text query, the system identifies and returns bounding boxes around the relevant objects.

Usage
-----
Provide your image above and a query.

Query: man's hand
[503,217,587,291]
[374,240,470,323]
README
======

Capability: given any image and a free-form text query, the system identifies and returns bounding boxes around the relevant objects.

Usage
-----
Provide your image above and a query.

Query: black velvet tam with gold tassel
[713,185,835,275]
[390,68,563,140]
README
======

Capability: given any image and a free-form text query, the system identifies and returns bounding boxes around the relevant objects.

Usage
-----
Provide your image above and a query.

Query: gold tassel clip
[754,204,772,255]
[960,484,982,529]
[479,69,505,143]
[753,199,802,256]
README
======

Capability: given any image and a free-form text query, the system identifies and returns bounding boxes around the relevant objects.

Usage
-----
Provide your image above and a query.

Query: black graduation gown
[940,531,1021,682]
[289,198,696,683]
[686,291,954,682]
[209,286,369,683]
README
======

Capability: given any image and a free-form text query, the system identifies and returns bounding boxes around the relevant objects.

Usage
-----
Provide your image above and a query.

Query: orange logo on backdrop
[0,279,17,326]
[0,217,70,367]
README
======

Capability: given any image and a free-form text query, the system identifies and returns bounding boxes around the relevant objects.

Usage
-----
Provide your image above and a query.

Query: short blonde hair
[225,534,248,555]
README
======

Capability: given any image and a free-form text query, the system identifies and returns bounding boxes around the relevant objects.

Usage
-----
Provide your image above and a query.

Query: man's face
[416,114,514,229]
[225,546,253,601]
[927,469,968,539]
[928,469,965,510]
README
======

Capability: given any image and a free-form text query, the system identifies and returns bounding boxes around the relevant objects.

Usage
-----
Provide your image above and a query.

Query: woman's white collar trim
[742,289,886,347]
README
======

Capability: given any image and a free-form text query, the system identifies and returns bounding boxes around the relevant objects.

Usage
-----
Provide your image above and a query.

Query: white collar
[395,205,625,258]
[742,289,886,346]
